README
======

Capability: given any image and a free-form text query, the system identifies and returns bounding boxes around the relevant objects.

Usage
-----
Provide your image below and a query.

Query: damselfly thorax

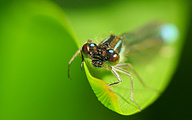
[68,22,178,111]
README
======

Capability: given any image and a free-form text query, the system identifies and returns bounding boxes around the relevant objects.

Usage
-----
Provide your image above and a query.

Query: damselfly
[68,22,178,111]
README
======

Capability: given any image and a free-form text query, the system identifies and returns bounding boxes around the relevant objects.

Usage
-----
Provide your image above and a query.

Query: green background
[0,0,192,120]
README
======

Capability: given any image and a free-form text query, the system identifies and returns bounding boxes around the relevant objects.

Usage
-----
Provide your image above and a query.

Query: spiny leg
[113,66,141,111]
[68,39,93,78]
[68,47,82,78]
[80,51,84,70]
[107,66,122,86]
[114,63,160,93]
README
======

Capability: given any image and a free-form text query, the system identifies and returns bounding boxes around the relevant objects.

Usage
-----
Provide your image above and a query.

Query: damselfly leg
[107,66,122,86]
[68,39,93,78]
[108,62,161,111]
[68,47,82,78]
[108,65,141,111]
[114,63,160,93]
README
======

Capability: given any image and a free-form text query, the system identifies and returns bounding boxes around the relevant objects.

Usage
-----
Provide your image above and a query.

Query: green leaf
[66,0,189,115]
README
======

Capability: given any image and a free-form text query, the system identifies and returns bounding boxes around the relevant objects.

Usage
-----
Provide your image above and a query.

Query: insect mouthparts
[92,59,103,67]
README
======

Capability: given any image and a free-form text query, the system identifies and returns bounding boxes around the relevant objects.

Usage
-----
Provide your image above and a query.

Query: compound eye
[109,52,119,63]
[89,43,97,50]
[82,43,97,54]
[82,43,90,54]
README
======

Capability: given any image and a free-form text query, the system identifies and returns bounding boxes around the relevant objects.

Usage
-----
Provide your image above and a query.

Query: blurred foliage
[54,0,118,8]
[0,0,191,120]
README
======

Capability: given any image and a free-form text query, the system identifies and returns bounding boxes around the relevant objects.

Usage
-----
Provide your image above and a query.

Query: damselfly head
[82,41,120,67]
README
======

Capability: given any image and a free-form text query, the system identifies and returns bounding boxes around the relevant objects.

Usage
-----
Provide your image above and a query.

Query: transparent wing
[119,22,165,64]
